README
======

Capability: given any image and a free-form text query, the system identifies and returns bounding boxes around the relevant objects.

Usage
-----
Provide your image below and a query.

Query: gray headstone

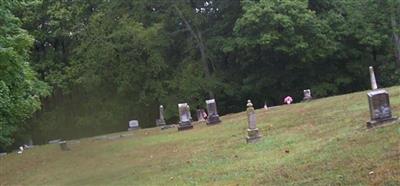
[196,109,206,121]
[128,120,139,130]
[59,141,70,151]
[303,89,312,101]
[366,67,398,128]
[205,99,221,125]
[368,90,393,120]
[178,103,190,122]
[178,103,193,131]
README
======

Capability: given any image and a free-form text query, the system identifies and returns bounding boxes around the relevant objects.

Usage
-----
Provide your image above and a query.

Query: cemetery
[0,85,399,185]
[1,0,400,185]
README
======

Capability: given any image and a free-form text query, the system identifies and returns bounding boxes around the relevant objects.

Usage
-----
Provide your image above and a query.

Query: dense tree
[0,0,48,148]
[2,0,399,148]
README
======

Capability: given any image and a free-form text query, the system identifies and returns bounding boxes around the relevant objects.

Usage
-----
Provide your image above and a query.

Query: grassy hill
[1,86,399,186]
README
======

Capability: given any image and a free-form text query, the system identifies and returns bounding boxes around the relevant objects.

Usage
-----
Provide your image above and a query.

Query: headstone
[128,120,140,131]
[366,66,398,128]
[156,105,166,126]
[48,139,61,144]
[196,109,206,121]
[205,99,221,125]
[59,141,70,151]
[178,103,193,131]
[303,89,312,101]
[246,100,261,143]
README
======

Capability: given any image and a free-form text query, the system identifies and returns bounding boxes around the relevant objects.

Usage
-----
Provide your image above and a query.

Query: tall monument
[246,100,261,143]
[156,105,166,126]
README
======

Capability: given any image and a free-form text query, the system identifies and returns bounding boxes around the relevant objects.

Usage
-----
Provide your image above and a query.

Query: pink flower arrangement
[284,96,293,104]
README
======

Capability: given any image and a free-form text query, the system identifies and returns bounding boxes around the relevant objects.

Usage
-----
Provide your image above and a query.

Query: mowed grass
[1,87,399,186]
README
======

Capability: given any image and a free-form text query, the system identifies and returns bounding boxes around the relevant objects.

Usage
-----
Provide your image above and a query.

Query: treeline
[1,0,399,149]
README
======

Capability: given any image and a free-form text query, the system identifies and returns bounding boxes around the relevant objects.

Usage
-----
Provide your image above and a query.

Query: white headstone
[128,120,139,130]
[178,103,190,122]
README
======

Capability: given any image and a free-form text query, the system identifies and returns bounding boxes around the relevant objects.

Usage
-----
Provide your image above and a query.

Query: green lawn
[1,87,399,186]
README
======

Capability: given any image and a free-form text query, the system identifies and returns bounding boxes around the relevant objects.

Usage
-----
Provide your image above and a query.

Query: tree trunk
[391,14,400,67]
[174,6,215,99]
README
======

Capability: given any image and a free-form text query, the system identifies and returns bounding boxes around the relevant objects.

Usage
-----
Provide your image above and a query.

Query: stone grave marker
[128,120,140,131]
[206,99,221,125]
[59,141,70,151]
[156,105,166,126]
[196,109,206,121]
[303,89,312,101]
[366,66,398,128]
[246,100,261,143]
[178,103,193,131]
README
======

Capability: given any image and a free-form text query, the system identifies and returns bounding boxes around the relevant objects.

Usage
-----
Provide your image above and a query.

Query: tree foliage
[0,0,48,148]
[2,0,399,148]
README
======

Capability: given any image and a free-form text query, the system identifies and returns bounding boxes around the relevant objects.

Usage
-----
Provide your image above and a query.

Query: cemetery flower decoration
[284,96,293,105]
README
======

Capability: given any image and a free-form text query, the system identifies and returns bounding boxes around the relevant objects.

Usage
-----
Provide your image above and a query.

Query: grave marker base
[367,116,398,128]
[246,128,261,143]
[178,125,193,131]
[161,125,176,130]
[128,127,140,131]
[59,141,70,151]
[156,119,166,127]
[178,121,193,131]
[206,115,221,125]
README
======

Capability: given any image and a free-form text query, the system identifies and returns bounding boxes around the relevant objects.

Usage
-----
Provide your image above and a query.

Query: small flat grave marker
[59,141,70,151]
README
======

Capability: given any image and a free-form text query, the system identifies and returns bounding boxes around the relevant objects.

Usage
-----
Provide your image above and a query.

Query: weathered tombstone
[366,66,398,128]
[128,120,140,131]
[59,141,70,151]
[205,99,221,125]
[246,100,261,143]
[156,105,166,126]
[303,89,312,101]
[196,109,206,121]
[178,103,193,131]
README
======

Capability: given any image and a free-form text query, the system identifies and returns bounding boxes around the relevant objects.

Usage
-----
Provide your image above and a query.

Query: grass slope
[1,87,399,186]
